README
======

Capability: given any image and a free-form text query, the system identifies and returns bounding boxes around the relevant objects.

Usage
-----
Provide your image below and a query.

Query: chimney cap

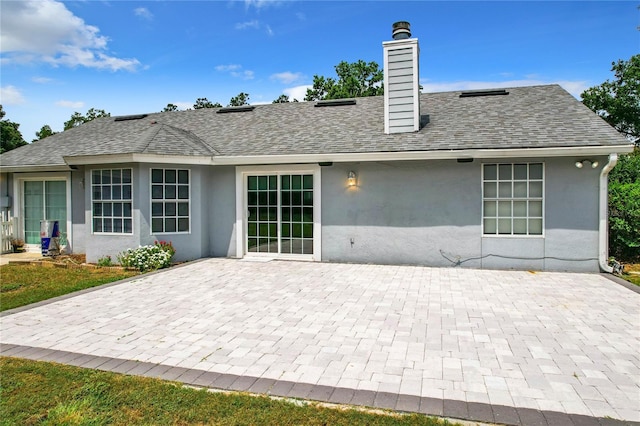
[392,21,411,40]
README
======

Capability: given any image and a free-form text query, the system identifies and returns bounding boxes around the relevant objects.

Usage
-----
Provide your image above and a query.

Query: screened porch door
[23,180,67,246]
[246,174,314,257]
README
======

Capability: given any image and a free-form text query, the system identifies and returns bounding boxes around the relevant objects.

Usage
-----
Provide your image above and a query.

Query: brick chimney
[383,21,420,134]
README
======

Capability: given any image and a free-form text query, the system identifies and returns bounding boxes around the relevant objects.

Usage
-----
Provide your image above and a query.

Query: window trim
[91,168,134,235]
[149,168,191,235]
[481,162,545,238]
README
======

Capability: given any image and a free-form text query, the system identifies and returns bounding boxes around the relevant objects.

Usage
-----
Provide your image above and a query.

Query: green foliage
[1,357,454,426]
[608,149,640,261]
[117,242,175,272]
[33,124,57,142]
[63,108,111,130]
[193,97,221,109]
[228,92,250,106]
[272,94,290,103]
[0,105,27,153]
[305,60,384,101]
[97,255,114,267]
[163,103,178,112]
[581,54,640,146]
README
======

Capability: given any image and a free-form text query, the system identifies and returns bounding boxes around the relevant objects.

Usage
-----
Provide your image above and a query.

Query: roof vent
[392,21,411,40]
[216,106,255,114]
[314,99,356,107]
[459,89,509,98]
[114,114,148,122]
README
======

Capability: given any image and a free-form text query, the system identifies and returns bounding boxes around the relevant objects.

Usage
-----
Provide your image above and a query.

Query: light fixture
[575,160,599,169]
[348,171,357,187]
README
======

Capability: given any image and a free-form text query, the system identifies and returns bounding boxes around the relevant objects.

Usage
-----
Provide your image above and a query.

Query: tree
[581,54,639,147]
[608,148,640,261]
[0,105,27,153]
[33,125,57,142]
[228,92,250,107]
[305,60,384,101]
[193,98,221,109]
[273,94,290,103]
[163,103,178,112]
[64,108,110,130]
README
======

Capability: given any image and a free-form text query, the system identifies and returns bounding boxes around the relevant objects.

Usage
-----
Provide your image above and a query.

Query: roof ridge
[154,121,221,156]
[139,122,163,153]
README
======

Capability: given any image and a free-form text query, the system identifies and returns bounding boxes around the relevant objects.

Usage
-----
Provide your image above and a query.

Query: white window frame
[13,172,72,251]
[150,168,191,234]
[235,164,321,261]
[482,162,544,237]
[91,168,134,235]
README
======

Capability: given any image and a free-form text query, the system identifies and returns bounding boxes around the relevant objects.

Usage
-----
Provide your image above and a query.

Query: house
[0,22,633,272]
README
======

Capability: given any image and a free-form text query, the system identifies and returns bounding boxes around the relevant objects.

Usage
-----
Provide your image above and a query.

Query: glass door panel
[280,174,313,254]
[23,180,67,245]
[247,175,278,253]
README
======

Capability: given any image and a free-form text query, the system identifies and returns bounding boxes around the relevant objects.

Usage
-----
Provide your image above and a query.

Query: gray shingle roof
[0,84,630,169]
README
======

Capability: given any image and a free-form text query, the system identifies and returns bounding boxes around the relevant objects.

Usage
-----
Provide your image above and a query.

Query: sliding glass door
[23,180,67,245]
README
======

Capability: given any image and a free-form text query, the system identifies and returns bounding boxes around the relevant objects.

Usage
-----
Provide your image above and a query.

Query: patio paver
[1,258,639,425]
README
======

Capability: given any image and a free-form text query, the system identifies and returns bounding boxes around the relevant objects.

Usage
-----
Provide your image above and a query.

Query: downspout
[599,153,618,273]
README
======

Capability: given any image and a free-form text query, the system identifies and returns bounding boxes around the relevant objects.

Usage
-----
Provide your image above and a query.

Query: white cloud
[174,102,193,110]
[32,76,54,84]
[55,100,84,109]
[235,20,260,30]
[134,7,153,20]
[265,25,274,36]
[215,64,242,72]
[271,71,304,84]
[0,0,140,71]
[244,0,284,10]
[231,70,255,80]
[283,85,311,102]
[419,79,589,99]
[0,86,26,105]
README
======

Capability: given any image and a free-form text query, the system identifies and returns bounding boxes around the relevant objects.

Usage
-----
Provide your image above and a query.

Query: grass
[0,264,139,312]
[620,262,640,286]
[0,357,455,426]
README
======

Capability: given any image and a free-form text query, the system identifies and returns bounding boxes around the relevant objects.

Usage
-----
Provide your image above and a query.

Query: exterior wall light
[348,171,357,187]
[575,160,599,169]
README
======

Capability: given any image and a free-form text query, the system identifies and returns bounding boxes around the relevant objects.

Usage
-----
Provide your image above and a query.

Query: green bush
[609,149,640,261]
[117,242,175,272]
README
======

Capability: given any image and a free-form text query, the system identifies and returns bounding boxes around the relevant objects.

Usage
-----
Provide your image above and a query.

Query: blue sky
[1,0,638,142]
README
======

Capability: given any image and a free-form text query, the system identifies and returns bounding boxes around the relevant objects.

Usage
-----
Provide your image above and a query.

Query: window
[151,169,190,233]
[483,163,543,236]
[92,169,133,234]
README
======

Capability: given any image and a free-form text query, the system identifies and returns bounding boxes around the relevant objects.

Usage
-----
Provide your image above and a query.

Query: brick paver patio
[1,259,639,425]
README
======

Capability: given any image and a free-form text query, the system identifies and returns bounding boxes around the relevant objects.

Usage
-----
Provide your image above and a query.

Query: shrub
[117,242,175,272]
[97,255,113,267]
[609,149,640,261]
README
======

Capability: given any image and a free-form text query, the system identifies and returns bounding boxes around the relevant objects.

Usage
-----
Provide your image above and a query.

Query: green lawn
[0,264,139,312]
[0,357,455,426]
[622,274,640,286]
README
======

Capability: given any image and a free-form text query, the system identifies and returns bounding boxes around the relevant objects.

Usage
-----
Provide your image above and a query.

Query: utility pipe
[599,153,618,273]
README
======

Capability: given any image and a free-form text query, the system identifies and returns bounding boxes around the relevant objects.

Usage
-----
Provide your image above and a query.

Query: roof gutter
[598,153,618,273]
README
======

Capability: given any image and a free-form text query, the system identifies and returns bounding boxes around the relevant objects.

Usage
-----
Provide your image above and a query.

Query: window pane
[530,163,543,180]
[178,170,189,184]
[93,203,102,215]
[268,207,277,221]
[281,175,290,190]
[101,185,111,200]
[292,207,302,222]
[152,202,163,216]
[258,176,268,190]
[178,218,189,232]
[269,223,277,237]
[113,202,122,217]
[282,223,290,237]
[124,219,133,233]
[123,203,132,217]
[152,218,163,233]
[258,192,267,205]
[484,201,496,217]
[103,219,113,233]
[292,175,302,190]
[113,219,123,233]
[514,164,528,180]
[529,201,543,217]
[281,207,290,221]
[484,164,497,180]
[122,169,132,183]
[499,164,512,180]
[269,191,277,205]
[484,218,496,234]
[513,182,527,198]
[498,182,512,198]
[93,187,102,200]
[292,191,302,205]
[303,175,313,190]
[498,201,511,217]
[281,191,290,205]
[292,223,302,238]
[259,223,268,236]
[303,224,313,238]
[248,207,257,220]
[112,185,122,200]
[248,222,257,236]
[303,191,313,206]
[151,169,163,183]
[101,170,111,184]
[103,203,112,216]
[248,176,257,190]
[178,185,189,199]
[165,218,177,232]
[484,182,497,198]
[93,218,102,232]
[165,169,176,183]
[498,219,511,234]
[513,201,527,217]
[178,202,189,216]
[92,170,101,184]
[303,207,313,222]
[112,169,121,184]
[303,239,313,254]
[529,182,543,198]
[248,238,258,251]
[165,202,176,216]
[248,191,257,206]
[269,175,277,190]
[152,185,163,199]
[529,219,543,235]
[122,185,132,200]
[513,219,527,235]
[166,185,176,199]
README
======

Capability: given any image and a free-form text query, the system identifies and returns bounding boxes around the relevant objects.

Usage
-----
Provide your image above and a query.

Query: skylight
[216,106,255,114]
[459,89,509,98]
[114,114,148,122]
